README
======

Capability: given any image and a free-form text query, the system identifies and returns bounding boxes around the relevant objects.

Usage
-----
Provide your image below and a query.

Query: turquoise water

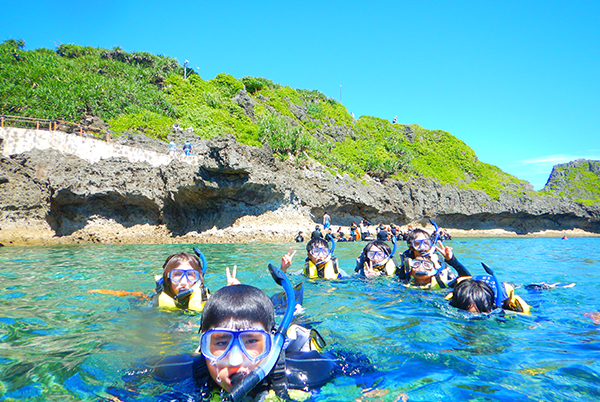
[1,238,600,401]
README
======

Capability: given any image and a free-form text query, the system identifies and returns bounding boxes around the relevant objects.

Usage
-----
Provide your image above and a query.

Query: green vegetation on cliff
[541,160,600,205]
[1,39,533,200]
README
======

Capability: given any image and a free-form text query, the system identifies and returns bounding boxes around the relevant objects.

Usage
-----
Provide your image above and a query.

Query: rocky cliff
[542,159,600,205]
[2,130,599,246]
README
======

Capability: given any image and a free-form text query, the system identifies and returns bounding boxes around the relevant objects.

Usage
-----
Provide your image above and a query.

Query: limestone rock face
[543,159,600,203]
[1,136,599,238]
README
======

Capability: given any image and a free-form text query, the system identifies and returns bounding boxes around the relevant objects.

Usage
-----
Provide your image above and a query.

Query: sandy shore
[1,209,598,247]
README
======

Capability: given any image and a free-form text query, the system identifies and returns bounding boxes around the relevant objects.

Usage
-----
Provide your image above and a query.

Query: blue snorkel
[193,246,208,277]
[481,263,506,309]
[328,237,336,255]
[228,263,296,402]
[420,218,440,258]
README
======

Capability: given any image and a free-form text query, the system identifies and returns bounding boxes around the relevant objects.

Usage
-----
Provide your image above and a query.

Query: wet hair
[162,252,203,298]
[449,279,495,313]
[362,240,391,261]
[200,285,275,333]
[306,237,329,253]
[406,229,431,248]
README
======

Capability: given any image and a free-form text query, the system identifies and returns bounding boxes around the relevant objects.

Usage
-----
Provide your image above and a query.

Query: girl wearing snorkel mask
[355,240,398,278]
[301,238,342,279]
[153,252,209,312]
[399,227,470,289]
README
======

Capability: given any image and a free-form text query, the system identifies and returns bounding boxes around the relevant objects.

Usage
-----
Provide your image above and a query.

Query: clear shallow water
[1,238,600,401]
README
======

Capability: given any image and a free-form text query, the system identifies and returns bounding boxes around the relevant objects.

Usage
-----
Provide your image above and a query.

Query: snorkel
[420,218,440,258]
[328,236,336,256]
[193,246,208,277]
[228,263,295,402]
[481,263,506,309]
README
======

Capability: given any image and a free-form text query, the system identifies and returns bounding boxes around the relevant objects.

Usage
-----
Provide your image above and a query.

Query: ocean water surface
[1,237,599,401]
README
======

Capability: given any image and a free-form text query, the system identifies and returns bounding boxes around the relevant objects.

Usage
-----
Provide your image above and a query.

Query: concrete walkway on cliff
[0,127,198,166]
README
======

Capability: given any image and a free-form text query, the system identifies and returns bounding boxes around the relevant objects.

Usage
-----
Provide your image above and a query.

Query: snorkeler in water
[152,250,210,312]
[124,262,371,401]
[294,237,347,280]
[355,240,399,278]
[398,221,470,289]
[446,263,531,314]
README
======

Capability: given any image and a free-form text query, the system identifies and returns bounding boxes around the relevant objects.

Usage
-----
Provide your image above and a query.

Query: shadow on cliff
[161,180,283,236]
[47,190,163,236]
[45,173,286,237]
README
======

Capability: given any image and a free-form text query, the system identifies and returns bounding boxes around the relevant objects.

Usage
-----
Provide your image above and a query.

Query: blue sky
[4,0,599,189]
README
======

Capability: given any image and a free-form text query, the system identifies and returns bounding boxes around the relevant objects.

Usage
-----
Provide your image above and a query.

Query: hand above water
[363,260,379,279]
[436,241,454,261]
[280,247,297,273]
[226,265,241,286]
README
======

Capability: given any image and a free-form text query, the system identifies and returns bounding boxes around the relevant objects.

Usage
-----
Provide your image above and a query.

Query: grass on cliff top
[1,39,534,200]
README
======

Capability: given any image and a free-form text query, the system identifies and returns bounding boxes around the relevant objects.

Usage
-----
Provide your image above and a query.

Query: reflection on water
[1,238,600,401]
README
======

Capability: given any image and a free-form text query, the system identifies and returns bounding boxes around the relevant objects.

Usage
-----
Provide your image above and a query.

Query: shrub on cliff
[0,39,538,200]
[0,40,176,123]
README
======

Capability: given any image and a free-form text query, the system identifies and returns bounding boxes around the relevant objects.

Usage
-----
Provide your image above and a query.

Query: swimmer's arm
[445,255,471,277]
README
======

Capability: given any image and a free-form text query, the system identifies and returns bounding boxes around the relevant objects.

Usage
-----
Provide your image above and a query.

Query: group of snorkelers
[128,219,532,401]
[296,221,452,244]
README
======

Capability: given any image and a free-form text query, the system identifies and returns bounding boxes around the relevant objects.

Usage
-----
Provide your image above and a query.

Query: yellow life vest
[156,282,208,312]
[303,258,339,279]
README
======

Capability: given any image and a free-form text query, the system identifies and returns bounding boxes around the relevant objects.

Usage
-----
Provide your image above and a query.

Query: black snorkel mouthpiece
[229,372,248,387]
[228,263,295,402]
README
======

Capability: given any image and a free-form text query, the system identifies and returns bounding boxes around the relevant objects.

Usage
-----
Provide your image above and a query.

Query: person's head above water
[199,284,275,392]
[406,228,434,256]
[449,279,495,313]
[162,252,203,298]
[306,238,331,265]
[362,240,391,267]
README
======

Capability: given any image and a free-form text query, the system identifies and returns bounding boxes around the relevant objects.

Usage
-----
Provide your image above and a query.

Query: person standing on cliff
[183,140,192,156]
[323,212,331,229]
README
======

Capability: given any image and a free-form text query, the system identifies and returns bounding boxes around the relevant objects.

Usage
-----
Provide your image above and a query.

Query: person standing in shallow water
[323,212,331,229]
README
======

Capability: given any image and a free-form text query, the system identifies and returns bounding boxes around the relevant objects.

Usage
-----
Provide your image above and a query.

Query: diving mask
[309,246,330,259]
[409,258,437,277]
[412,238,433,252]
[367,248,386,263]
[169,269,200,285]
[201,328,272,365]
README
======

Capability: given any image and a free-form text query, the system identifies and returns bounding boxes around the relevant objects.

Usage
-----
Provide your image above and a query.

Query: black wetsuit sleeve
[355,253,366,274]
[445,255,470,277]
[149,354,203,383]
[396,254,409,280]
[285,351,336,390]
